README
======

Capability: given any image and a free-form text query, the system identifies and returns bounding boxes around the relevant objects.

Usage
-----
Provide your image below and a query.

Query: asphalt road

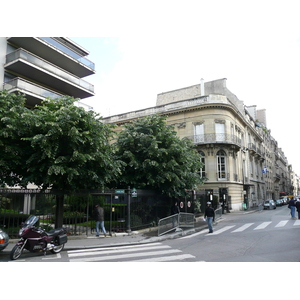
[165,205,300,262]
[1,205,299,262]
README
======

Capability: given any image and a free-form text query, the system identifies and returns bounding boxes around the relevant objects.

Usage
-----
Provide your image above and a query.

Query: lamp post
[126,186,131,233]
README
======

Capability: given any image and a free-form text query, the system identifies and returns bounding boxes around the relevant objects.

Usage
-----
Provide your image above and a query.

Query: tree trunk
[55,194,64,228]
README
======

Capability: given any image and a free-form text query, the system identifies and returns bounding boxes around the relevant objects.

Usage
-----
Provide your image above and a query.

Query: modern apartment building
[0,37,95,108]
[102,78,294,211]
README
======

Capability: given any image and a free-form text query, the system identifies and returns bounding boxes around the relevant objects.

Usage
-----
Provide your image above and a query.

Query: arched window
[199,151,206,178]
[217,150,227,180]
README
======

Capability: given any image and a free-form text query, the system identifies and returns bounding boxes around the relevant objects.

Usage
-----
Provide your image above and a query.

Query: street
[166,205,300,262]
[1,205,299,262]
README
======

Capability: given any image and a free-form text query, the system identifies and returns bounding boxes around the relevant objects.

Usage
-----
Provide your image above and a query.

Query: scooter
[10,215,68,260]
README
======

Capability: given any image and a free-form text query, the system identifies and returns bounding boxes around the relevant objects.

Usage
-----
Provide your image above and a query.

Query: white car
[0,227,9,251]
[263,200,277,210]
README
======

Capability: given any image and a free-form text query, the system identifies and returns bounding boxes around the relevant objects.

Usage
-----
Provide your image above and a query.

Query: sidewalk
[5,208,259,252]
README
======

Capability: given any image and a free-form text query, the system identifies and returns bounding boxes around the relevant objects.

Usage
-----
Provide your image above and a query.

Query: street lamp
[126,186,131,233]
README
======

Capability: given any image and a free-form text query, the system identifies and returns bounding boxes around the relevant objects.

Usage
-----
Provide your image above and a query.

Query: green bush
[0,212,30,227]
[63,211,86,224]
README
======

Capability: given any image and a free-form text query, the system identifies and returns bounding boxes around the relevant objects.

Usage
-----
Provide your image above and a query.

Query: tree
[0,91,30,187]
[114,114,204,198]
[0,92,122,190]
[1,92,123,227]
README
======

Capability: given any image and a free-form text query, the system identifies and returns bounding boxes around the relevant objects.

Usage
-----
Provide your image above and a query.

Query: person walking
[94,204,107,237]
[171,201,180,227]
[288,198,297,219]
[204,202,215,233]
[295,198,300,220]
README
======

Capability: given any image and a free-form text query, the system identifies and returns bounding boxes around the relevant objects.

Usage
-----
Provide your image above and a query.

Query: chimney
[200,78,205,96]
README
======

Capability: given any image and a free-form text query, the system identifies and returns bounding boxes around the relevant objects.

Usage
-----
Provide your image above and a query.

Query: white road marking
[68,244,171,258]
[294,220,300,226]
[69,249,182,262]
[231,223,254,232]
[254,222,272,230]
[130,254,195,262]
[207,225,235,235]
[42,253,61,260]
[275,220,289,227]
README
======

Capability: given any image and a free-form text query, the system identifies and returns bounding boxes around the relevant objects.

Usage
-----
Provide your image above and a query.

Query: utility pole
[126,186,131,233]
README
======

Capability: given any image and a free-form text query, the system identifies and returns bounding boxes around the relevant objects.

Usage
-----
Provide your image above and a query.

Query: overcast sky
[67,1,300,175]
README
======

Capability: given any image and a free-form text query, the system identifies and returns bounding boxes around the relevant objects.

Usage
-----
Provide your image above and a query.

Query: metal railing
[6,49,94,93]
[187,133,242,147]
[158,213,194,236]
[215,207,222,220]
[3,77,63,99]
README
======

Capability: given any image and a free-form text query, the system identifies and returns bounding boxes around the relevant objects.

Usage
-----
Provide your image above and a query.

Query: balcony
[3,77,63,107]
[274,173,281,181]
[7,37,95,77]
[5,48,94,99]
[248,143,265,160]
[187,133,242,148]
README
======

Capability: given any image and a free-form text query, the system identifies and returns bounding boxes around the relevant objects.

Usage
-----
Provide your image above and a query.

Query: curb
[5,209,260,252]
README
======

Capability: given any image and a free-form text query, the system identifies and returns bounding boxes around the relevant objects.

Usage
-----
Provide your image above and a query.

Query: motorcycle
[10,215,68,260]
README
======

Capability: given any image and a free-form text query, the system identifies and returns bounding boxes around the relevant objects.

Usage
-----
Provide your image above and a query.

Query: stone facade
[103,78,295,211]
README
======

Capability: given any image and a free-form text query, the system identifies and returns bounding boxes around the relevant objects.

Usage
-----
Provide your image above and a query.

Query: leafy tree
[0,92,122,190]
[114,114,204,197]
[0,91,30,187]
[1,92,123,227]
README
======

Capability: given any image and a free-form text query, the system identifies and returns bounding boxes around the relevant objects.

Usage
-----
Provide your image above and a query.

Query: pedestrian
[171,201,180,227]
[94,204,107,237]
[204,201,215,233]
[295,198,300,220]
[288,198,297,219]
[171,201,180,215]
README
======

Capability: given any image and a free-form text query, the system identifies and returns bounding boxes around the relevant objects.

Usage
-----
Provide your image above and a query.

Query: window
[217,150,227,180]
[215,123,225,142]
[199,151,206,178]
[194,123,204,143]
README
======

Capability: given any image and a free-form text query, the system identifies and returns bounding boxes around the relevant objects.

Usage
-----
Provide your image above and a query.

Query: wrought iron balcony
[248,143,265,160]
[187,133,242,148]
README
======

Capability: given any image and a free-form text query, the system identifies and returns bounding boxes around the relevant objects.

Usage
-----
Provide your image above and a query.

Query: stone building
[103,78,294,211]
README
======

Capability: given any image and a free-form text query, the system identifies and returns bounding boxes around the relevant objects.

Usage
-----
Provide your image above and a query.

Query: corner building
[103,78,293,211]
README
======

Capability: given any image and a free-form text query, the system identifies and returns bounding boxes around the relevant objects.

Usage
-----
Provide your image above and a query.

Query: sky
[65,0,300,175]
[4,0,300,174]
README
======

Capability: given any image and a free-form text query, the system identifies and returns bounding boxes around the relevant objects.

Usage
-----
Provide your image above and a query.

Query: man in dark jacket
[204,202,215,233]
[288,198,296,219]
[295,199,300,220]
[171,202,180,227]
[94,205,107,237]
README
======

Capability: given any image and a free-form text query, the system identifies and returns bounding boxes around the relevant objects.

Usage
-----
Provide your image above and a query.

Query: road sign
[115,189,125,194]
[132,188,137,197]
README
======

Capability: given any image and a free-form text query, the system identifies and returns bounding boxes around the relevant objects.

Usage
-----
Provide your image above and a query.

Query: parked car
[263,200,277,210]
[0,227,9,251]
[275,199,283,206]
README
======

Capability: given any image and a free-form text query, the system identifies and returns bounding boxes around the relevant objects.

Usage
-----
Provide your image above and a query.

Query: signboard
[115,189,125,194]
[132,188,137,197]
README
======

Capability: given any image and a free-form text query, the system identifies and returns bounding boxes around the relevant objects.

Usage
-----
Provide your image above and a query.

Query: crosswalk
[182,219,300,239]
[67,242,195,262]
